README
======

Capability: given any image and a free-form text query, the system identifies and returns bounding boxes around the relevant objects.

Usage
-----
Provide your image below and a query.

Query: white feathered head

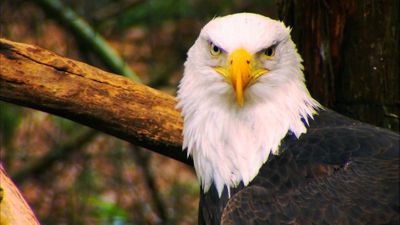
[177,13,320,197]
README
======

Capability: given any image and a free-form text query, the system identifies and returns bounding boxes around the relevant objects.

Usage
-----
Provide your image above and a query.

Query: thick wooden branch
[0,164,40,225]
[0,38,191,165]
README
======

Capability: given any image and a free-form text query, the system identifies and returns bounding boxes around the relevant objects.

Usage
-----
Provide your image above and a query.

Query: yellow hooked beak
[215,48,268,106]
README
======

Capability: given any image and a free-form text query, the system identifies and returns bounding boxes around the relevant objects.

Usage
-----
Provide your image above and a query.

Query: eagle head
[177,13,320,197]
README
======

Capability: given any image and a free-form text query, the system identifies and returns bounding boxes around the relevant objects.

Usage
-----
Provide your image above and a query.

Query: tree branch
[0,38,191,166]
[32,0,140,81]
[0,164,41,225]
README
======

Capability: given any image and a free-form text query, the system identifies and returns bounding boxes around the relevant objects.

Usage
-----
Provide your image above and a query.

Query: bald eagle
[176,13,399,225]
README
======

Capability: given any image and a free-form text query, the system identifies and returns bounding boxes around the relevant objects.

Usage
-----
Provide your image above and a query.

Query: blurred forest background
[0,0,398,225]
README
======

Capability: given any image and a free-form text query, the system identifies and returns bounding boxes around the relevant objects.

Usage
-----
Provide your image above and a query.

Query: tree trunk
[277,0,399,131]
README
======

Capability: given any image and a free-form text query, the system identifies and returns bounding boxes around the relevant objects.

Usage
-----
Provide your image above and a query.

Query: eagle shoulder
[201,110,400,225]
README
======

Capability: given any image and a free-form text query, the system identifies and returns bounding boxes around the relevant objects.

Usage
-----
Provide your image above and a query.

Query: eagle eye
[263,46,276,58]
[210,43,222,56]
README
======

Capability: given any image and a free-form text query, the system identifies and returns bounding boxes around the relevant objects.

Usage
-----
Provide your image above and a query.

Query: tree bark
[337,0,399,131]
[278,0,399,131]
[0,38,190,165]
[0,164,41,225]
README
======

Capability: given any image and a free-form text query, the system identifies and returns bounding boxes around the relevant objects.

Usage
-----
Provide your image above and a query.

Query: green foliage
[108,0,275,31]
[89,196,133,225]
[0,102,23,146]
[111,0,192,30]
[52,116,81,135]
[71,164,135,225]
[164,180,199,224]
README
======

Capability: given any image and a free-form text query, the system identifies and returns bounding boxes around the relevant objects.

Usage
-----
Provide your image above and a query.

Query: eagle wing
[216,110,399,225]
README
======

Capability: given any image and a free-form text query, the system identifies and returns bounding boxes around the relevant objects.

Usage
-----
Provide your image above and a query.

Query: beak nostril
[230,60,233,65]
[246,60,250,64]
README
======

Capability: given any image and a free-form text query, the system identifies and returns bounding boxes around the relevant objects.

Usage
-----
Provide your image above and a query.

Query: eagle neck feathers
[178,72,320,197]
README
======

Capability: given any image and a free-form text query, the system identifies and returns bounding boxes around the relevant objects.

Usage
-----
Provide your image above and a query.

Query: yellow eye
[210,43,222,56]
[263,46,275,58]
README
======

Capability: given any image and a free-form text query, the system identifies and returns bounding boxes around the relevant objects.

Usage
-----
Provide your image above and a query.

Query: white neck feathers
[178,70,319,197]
